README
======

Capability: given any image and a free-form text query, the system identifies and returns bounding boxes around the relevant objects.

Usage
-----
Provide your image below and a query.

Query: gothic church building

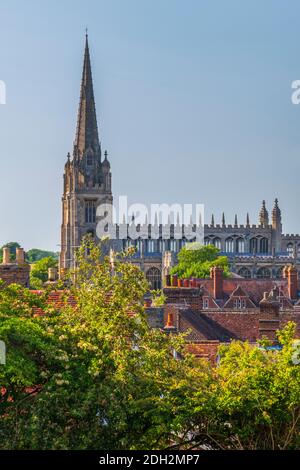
[60,37,300,288]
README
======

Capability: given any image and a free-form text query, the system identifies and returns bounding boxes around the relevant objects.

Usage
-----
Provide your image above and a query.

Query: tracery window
[146,267,161,290]
[225,237,234,253]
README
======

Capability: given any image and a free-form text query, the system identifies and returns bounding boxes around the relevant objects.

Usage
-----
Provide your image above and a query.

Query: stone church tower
[59,35,112,272]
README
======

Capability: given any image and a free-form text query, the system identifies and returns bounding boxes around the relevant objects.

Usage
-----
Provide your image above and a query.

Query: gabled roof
[223,284,257,309]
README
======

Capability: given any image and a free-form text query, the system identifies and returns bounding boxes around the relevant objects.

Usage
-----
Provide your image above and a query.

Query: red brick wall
[164,306,300,342]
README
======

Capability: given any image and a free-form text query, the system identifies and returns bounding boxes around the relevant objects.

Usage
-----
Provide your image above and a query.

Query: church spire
[74,33,100,157]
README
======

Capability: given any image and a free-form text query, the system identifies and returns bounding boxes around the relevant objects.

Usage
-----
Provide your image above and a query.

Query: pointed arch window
[238,267,251,279]
[146,267,161,290]
[225,237,234,253]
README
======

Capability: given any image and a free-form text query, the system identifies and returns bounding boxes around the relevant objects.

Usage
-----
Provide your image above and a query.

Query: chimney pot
[2,247,10,264]
[16,247,25,264]
[48,267,58,282]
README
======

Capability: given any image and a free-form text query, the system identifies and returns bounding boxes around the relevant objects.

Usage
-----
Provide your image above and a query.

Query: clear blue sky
[0,0,300,251]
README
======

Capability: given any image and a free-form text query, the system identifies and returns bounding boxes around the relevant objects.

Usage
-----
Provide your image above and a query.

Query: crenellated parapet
[282,234,300,239]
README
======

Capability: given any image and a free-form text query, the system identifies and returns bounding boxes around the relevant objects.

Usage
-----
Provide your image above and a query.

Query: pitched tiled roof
[30,290,76,316]
[180,309,238,341]
[199,278,289,306]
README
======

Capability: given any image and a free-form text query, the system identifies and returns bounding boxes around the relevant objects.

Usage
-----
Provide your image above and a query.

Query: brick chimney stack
[2,247,10,264]
[16,248,25,264]
[210,266,223,300]
[287,265,298,301]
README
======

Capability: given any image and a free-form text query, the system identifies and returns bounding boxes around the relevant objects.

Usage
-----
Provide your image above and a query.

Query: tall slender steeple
[74,33,101,158]
[60,35,112,274]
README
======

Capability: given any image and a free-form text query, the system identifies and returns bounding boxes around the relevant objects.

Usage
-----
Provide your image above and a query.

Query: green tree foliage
[170,243,229,279]
[26,249,58,263]
[30,256,58,289]
[1,239,300,450]
[150,289,166,307]
[0,243,58,264]
[0,239,200,450]
[175,324,300,450]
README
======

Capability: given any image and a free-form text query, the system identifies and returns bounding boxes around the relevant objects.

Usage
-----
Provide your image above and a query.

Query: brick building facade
[161,266,300,361]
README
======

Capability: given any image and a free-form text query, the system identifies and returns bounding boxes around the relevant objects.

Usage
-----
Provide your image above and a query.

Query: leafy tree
[2,238,300,450]
[0,282,60,447]
[170,243,229,278]
[30,256,58,289]
[150,289,166,307]
[177,323,300,450]
[26,249,58,263]
[0,239,201,450]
